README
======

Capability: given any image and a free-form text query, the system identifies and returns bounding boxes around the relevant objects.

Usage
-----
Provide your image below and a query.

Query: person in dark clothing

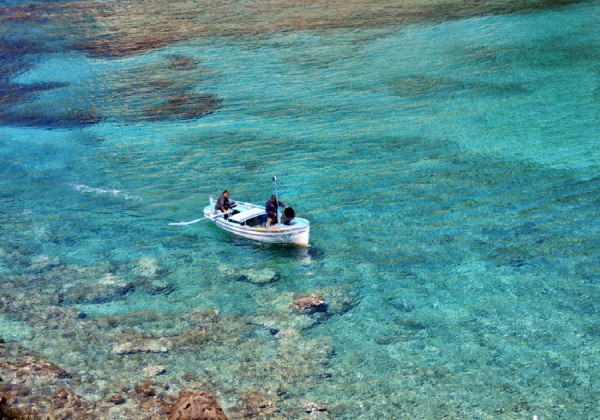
[280,206,295,225]
[265,194,286,227]
[215,190,230,219]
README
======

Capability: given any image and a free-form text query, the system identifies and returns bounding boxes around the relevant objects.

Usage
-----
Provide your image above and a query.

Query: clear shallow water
[1,0,599,418]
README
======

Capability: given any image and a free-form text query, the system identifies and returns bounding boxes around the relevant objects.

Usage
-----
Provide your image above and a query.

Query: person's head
[223,190,229,197]
[270,194,276,202]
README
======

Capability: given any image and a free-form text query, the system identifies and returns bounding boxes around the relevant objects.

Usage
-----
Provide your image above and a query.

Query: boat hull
[214,218,309,245]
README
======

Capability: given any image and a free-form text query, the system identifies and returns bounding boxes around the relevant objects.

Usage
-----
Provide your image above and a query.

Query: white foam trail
[71,184,142,201]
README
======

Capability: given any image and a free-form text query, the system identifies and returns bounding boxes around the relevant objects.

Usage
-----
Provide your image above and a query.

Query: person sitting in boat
[215,190,231,219]
[265,194,287,227]
[280,206,295,225]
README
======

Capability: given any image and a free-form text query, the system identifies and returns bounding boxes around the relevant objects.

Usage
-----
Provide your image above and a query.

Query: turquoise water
[1,0,598,417]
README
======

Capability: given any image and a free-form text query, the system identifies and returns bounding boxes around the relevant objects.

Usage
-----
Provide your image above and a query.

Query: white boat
[203,198,310,246]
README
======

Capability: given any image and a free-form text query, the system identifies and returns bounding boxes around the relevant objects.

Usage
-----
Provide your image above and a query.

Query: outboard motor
[281,207,295,225]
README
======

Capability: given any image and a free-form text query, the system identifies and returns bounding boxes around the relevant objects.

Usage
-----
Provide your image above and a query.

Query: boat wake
[71,184,142,201]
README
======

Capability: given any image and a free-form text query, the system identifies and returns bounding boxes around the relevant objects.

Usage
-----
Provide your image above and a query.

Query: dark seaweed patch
[387,74,529,100]
[0,108,101,129]
[0,40,64,109]
[0,39,97,129]
[0,81,68,106]
[144,94,221,121]
[167,55,197,70]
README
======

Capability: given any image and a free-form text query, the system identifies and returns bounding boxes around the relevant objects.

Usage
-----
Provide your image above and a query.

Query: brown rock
[239,391,280,417]
[292,294,327,314]
[142,395,176,415]
[1,395,37,419]
[135,384,156,397]
[169,391,227,420]
[108,395,126,405]
[2,358,70,382]
[51,388,87,410]
[0,396,18,418]
[143,364,166,377]
[302,400,327,413]
[112,337,171,355]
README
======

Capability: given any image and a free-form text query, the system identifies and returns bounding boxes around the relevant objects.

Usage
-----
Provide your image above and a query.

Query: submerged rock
[253,292,323,333]
[237,268,279,285]
[132,257,162,278]
[239,391,280,417]
[168,390,227,420]
[135,384,156,397]
[112,337,171,355]
[52,388,87,410]
[220,265,279,285]
[0,358,70,384]
[0,396,36,419]
[140,394,178,416]
[59,273,133,305]
[108,395,126,405]
[146,281,176,295]
[302,400,327,414]
[143,365,166,377]
[29,255,61,273]
[292,294,327,314]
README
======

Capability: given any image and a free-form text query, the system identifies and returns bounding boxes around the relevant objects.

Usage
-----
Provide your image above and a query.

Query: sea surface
[0,0,598,417]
